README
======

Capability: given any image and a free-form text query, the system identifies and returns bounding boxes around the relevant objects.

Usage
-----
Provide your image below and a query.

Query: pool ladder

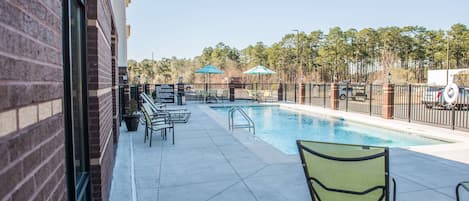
[228,106,255,135]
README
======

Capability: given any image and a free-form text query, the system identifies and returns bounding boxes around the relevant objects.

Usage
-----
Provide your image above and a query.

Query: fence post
[452,106,456,130]
[369,84,373,116]
[284,83,287,102]
[345,83,349,112]
[408,84,412,122]
[144,84,150,94]
[323,84,326,108]
[382,83,394,119]
[294,83,297,103]
[330,83,339,110]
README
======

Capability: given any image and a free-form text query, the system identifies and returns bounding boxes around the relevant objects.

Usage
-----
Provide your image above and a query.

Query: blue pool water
[211,105,445,154]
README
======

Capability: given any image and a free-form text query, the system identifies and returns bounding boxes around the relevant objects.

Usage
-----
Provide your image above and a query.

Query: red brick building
[0,0,126,200]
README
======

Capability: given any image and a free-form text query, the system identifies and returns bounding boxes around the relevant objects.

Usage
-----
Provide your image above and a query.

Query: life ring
[443,83,459,104]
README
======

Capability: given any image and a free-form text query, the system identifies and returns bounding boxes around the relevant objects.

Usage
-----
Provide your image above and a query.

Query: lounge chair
[247,90,258,100]
[456,181,469,201]
[261,90,275,102]
[220,90,229,102]
[140,93,191,123]
[140,93,187,111]
[297,140,396,201]
[207,89,219,103]
[141,103,174,146]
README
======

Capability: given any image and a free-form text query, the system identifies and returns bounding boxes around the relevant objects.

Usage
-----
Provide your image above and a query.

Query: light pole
[446,32,451,85]
[293,29,306,104]
[292,29,301,82]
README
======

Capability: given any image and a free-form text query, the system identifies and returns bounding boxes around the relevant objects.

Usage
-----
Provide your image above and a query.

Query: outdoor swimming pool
[211,105,446,154]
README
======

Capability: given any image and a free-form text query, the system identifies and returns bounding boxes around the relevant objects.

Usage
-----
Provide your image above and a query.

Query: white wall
[110,0,128,67]
[428,69,469,86]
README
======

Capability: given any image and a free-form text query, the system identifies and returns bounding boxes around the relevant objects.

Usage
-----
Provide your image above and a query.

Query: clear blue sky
[127,0,468,61]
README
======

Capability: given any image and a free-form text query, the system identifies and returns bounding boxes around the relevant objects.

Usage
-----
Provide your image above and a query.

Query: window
[63,0,90,200]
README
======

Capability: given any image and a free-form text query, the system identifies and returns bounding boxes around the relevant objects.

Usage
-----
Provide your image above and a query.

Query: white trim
[90,129,113,165]
[89,87,112,97]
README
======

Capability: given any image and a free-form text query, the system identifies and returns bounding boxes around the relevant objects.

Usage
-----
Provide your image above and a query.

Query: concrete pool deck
[110,103,469,201]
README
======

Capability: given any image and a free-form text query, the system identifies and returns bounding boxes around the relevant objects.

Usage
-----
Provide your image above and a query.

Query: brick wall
[0,1,66,201]
[87,0,118,200]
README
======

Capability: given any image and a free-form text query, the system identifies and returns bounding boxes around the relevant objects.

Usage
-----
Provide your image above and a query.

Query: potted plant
[123,100,139,131]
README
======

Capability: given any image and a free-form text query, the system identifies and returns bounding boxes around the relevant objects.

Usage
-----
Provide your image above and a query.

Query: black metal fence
[130,85,139,101]
[394,84,469,130]
[123,82,468,130]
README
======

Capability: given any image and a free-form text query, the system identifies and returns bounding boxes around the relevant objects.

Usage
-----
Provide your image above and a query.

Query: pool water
[211,105,445,154]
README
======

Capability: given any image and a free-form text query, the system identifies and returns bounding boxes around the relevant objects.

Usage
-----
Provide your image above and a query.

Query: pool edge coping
[199,102,469,165]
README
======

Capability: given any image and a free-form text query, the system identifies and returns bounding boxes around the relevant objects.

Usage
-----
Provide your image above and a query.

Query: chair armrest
[458,181,469,192]
[392,177,396,201]
[456,181,469,201]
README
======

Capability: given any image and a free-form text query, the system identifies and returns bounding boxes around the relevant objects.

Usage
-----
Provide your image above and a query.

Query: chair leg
[144,124,147,143]
[149,129,152,147]
[172,127,175,145]
[456,183,462,201]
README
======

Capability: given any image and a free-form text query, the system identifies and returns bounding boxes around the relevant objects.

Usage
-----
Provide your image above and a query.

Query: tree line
[128,23,469,84]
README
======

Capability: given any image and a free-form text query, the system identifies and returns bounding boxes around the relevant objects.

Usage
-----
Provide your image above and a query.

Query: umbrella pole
[257,73,260,91]
[205,74,208,103]
[207,73,210,101]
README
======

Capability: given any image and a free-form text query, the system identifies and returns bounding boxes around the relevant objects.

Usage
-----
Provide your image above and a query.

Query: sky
[127,0,468,61]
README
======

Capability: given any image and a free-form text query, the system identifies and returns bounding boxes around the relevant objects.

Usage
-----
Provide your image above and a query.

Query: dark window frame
[63,0,90,200]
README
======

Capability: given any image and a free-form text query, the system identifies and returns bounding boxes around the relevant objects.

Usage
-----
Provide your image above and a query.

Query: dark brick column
[278,83,283,102]
[330,83,339,110]
[299,83,305,104]
[138,84,143,107]
[86,0,117,200]
[229,83,235,102]
[382,84,395,119]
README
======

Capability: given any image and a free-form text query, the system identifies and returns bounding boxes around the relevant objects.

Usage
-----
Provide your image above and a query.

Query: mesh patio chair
[141,103,174,147]
[297,140,396,201]
[140,93,191,123]
[141,93,187,111]
[456,181,469,201]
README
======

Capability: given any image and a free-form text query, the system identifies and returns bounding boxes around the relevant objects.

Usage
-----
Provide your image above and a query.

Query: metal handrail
[228,106,255,135]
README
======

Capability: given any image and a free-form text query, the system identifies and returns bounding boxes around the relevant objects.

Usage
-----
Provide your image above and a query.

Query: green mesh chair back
[456,181,469,201]
[297,140,391,201]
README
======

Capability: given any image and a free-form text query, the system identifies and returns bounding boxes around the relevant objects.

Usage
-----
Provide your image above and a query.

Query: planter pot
[123,115,139,131]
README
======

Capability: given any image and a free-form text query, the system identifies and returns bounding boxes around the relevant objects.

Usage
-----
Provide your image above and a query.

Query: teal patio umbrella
[243,65,276,90]
[195,65,224,102]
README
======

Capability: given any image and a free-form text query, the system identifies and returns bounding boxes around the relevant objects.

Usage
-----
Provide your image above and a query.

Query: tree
[127,24,469,85]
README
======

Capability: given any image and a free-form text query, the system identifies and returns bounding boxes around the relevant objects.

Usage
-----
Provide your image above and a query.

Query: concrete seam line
[130,133,137,201]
